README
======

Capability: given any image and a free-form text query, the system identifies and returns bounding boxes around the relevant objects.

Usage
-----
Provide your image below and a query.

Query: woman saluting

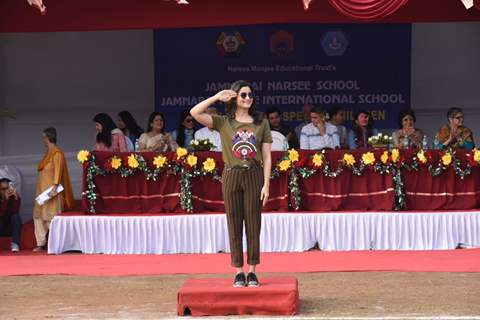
[190,80,272,287]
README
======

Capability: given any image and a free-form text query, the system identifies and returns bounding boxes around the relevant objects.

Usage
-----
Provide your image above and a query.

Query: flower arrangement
[416,149,428,164]
[153,155,167,169]
[468,148,480,167]
[190,139,216,151]
[311,153,324,168]
[368,133,393,148]
[343,153,356,167]
[361,152,376,166]
[202,157,216,173]
[77,150,90,164]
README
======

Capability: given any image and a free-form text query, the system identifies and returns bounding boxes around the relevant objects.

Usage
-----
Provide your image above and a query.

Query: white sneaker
[10,242,20,252]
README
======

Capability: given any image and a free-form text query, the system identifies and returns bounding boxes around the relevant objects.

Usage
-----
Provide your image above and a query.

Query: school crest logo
[232,129,257,161]
[270,30,294,56]
[216,31,246,56]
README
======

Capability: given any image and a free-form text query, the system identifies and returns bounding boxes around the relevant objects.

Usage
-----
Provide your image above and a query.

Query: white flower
[194,140,199,145]
[383,135,389,140]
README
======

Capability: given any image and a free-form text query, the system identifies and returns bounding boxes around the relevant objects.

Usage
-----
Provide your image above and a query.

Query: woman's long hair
[118,110,143,138]
[176,109,196,147]
[93,113,117,148]
[352,110,374,146]
[225,80,263,125]
[146,112,166,134]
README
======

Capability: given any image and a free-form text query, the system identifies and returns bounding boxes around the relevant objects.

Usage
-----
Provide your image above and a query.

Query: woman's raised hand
[215,90,237,102]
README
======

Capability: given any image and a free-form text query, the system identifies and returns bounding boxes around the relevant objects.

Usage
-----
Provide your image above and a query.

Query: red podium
[177,276,299,316]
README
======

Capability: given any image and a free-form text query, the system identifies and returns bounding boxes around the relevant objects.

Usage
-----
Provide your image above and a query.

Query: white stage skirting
[48,211,480,254]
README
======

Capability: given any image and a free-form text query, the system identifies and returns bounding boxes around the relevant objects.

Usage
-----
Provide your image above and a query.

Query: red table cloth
[82,150,480,213]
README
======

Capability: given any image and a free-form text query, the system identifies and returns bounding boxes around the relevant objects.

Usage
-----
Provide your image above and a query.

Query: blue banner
[154,24,411,131]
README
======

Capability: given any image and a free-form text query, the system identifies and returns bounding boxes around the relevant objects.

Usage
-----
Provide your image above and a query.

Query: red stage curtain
[328,0,409,20]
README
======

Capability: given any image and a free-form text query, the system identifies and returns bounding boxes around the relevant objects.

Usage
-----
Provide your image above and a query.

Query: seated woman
[139,112,178,152]
[93,113,128,152]
[347,110,378,149]
[171,110,197,149]
[392,109,424,149]
[434,107,474,150]
[117,110,144,148]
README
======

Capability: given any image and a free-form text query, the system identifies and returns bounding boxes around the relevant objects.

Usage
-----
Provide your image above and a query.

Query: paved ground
[1,272,479,319]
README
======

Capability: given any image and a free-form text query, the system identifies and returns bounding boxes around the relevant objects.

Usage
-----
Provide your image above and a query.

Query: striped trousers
[222,165,263,267]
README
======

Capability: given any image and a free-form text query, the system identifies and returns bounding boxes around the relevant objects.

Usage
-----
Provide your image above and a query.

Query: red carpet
[0,221,35,250]
[0,249,479,276]
[177,277,299,316]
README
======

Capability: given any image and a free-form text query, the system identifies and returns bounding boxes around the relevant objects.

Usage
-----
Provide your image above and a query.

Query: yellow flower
[186,154,198,167]
[380,151,389,164]
[417,150,427,164]
[362,152,376,166]
[473,149,480,163]
[111,156,122,170]
[127,154,139,169]
[288,149,299,163]
[153,155,167,169]
[312,153,324,168]
[176,147,188,159]
[202,157,216,172]
[343,153,356,166]
[278,159,291,172]
[391,148,400,163]
[441,152,452,166]
[77,150,90,164]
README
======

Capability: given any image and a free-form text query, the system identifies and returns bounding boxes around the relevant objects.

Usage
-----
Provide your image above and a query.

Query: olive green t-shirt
[212,115,273,167]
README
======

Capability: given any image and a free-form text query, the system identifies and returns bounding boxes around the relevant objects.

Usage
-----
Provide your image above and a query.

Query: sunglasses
[239,92,253,99]
[185,119,194,123]
[1,187,9,191]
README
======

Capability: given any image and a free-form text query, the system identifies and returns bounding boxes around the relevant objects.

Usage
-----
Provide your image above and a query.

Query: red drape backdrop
[328,0,409,20]
[1,0,480,33]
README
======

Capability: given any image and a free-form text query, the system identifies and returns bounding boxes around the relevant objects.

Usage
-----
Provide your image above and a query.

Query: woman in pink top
[92,113,128,152]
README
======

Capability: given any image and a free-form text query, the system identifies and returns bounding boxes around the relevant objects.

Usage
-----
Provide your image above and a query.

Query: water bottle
[433,135,440,150]
[134,138,140,152]
[402,136,409,149]
[422,135,428,150]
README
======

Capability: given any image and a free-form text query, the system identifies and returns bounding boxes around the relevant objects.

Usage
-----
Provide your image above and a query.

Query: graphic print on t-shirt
[232,128,257,161]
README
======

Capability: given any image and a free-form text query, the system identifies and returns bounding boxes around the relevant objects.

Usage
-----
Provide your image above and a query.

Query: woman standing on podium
[190,80,272,288]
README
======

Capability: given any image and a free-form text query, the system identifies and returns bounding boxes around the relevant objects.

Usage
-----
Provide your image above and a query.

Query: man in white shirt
[194,106,222,151]
[294,103,313,139]
[300,106,340,150]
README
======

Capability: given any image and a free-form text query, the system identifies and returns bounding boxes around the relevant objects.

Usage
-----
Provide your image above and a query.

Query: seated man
[300,106,339,150]
[194,106,222,151]
[266,106,299,150]
[0,178,22,252]
[329,106,349,149]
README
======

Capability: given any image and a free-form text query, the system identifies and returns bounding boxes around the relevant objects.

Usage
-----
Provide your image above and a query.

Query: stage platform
[177,276,299,316]
[47,210,480,255]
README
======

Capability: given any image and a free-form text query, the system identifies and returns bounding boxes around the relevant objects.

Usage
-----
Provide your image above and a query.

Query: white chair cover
[271,131,289,151]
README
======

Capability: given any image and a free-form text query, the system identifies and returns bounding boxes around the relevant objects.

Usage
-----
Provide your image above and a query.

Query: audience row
[92,106,475,153]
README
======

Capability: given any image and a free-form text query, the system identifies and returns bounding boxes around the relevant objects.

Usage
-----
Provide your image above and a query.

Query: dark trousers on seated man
[0,195,22,251]
[0,213,22,245]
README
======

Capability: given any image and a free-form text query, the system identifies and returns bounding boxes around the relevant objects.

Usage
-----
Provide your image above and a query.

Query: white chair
[271,131,289,151]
